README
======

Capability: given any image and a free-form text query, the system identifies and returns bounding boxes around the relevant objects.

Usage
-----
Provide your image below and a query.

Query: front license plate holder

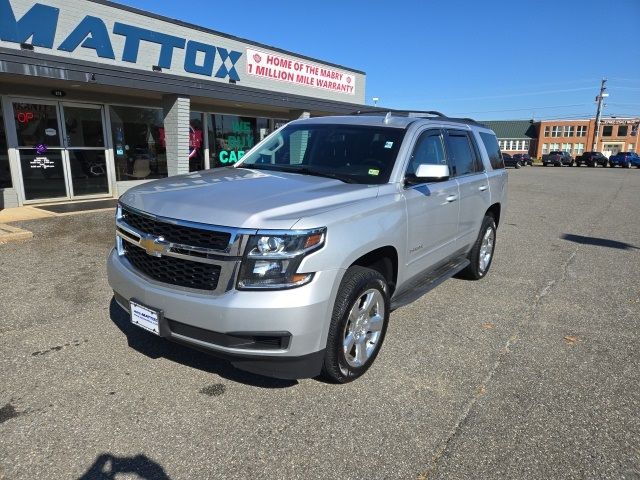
[130,299,163,336]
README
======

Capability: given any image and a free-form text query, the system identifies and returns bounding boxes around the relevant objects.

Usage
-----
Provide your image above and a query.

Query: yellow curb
[0,206,57,223]
[0,224,33,244]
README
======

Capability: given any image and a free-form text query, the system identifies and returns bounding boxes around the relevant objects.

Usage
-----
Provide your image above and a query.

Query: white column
[162,95,190,176]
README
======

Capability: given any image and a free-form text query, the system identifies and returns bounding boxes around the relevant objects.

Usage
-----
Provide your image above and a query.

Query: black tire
[610,164,615,168]
[321,266,390,383]
[458,215,497,280]
[515,161,521,169]
[625,163,631,169]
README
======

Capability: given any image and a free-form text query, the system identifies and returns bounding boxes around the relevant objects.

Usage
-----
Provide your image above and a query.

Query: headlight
[237,228,326,290]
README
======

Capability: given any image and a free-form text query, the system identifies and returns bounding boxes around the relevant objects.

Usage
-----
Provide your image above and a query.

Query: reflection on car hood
[119,167,379,230]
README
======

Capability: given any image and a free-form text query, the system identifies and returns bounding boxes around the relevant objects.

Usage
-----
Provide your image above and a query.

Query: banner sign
[246,48,356,95]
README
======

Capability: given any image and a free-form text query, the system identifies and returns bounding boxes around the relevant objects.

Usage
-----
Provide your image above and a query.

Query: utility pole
[592,78,608,151]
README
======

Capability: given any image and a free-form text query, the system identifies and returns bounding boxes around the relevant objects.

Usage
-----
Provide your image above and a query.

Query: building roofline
[87,0,366,75]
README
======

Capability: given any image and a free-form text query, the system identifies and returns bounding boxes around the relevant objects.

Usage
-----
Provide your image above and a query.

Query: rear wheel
[321,266,390,383]
[459,215,497,280]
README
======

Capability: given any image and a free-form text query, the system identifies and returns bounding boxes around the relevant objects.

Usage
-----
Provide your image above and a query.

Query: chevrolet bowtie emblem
[139,235,168,257]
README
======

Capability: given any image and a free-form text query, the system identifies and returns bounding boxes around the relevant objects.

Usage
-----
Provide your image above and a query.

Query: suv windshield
[236,123,405,184]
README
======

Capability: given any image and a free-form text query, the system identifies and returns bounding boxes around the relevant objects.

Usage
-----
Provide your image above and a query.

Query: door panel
[19,149,66,200]
[404,180,460,280]
[61,103,110,198]
[445,129,491,250]
[403,129,460,281]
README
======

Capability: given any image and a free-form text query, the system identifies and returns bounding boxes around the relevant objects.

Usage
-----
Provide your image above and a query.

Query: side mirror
[413,164,450,182]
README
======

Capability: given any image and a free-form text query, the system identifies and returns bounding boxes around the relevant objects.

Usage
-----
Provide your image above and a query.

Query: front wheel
[321,266,390,383]
[459,215,497,280]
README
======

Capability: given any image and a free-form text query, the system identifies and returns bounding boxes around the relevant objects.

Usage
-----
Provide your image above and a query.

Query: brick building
[536,117,639,158]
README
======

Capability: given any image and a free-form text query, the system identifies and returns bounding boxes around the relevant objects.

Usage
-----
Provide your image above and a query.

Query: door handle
[479,185,489,191]
[445,194,458,203]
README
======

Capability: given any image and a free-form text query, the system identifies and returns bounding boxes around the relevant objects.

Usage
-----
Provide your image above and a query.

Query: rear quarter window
[479,132,504,169]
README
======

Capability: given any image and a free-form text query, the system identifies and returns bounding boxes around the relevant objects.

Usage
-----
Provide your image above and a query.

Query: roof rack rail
[350,109,486,127]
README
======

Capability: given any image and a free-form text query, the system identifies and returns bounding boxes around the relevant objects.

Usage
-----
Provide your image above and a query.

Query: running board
[390,257,470,311]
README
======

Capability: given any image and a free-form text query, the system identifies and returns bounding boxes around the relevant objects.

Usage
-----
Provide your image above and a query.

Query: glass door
[61,103,111,197]
[13,100,68,201]
[12,100,112,202]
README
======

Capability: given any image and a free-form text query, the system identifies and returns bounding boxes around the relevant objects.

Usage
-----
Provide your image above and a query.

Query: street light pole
[592,78,608,151]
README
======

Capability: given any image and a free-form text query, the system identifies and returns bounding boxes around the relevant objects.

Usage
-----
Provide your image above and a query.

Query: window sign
[208,114,270,168]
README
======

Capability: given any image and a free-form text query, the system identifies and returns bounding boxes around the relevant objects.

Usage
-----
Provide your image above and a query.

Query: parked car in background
[575,151,608,168]
[502,152,521,168]
[512,153,533,166]
[542,151,574,167]
[608,151,640,168]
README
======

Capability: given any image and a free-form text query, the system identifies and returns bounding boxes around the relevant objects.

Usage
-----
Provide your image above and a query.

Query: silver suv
[107,111,508,383]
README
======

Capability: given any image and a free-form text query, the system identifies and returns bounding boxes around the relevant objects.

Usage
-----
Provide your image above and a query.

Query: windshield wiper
[238,164,356,183]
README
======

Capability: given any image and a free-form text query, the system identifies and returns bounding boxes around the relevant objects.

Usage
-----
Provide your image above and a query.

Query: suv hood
[119,167,379,230]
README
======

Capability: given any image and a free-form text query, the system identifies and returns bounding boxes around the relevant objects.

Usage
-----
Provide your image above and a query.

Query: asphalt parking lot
[1,166,639,479]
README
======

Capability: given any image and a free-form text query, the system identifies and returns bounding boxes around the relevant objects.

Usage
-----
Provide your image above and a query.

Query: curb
[0,224,33,244]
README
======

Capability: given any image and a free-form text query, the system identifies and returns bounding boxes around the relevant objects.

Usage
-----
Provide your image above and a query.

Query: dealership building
[0,0,366,207]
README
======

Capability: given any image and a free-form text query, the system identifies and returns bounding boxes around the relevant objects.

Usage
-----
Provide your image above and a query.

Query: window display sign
[246,48,356,95]
[29,156,56,169]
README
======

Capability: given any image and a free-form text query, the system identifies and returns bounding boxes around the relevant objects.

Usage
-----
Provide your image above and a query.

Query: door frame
[60,101,114,200]
[6,96,115,205]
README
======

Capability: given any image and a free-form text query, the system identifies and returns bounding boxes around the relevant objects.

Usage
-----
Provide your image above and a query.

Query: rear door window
[479,131,504,170]
[445,130,481,176]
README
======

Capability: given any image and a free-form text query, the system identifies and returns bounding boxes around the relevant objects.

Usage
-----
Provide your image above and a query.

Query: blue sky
[118,0,640,121]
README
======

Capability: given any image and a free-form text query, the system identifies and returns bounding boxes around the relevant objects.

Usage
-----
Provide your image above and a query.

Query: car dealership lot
[0,167,638,479]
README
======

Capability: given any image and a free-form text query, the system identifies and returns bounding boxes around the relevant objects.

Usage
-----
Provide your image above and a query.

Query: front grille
[124,243,221,290]
[122,207,231,250]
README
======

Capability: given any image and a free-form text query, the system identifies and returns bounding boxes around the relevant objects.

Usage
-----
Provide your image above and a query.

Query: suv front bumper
[107,248,341,379]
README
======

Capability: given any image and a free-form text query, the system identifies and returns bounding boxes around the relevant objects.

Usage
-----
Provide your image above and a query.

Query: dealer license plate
[130,300,160,335]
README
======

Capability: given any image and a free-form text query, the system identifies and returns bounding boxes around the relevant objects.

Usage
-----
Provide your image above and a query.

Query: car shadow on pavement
[109,299,297,389]
[78,453,171,480]
[561,233,639,251]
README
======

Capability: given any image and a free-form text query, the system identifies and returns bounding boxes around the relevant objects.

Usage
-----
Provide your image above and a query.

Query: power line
[450,103,589,115]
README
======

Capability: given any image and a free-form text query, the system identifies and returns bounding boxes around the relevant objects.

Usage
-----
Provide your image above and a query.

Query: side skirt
[390,256,470,311]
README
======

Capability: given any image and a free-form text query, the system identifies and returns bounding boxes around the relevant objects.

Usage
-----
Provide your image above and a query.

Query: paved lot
[1,166,639,480]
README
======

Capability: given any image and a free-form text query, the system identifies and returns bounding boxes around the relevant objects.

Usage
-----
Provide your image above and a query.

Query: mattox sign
[0,0,241,80]
[247,48,356,95]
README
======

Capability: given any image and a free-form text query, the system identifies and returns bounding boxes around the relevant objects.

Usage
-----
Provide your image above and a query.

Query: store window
[0,103,11,188]
[189,112,205,172]
[617,125,628,137]
[574,143,585,155]
[542,143,549,154]
[561,143,571,153]
[109,106,167,181]
[208,114,270,168]
[602,125,613,137]
[523,140,530,151]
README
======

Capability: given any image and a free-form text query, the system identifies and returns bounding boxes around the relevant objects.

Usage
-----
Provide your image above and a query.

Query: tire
[515,161,521,169]
[609,164,614,168]
[459,215,497,280]
[625,163,631,169]
[321,266,390,383]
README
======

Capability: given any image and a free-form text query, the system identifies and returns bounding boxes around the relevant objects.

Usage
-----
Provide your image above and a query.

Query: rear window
[479,132,504,169]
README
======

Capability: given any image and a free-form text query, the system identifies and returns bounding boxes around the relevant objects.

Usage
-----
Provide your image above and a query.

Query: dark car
[608,151,640,168]
[502,152,521,168]
[575,151,608,167]
[542,151,574,167]
[512,153,533,166]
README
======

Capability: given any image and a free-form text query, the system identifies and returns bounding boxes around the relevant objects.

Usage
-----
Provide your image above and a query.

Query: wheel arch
[349,246,399,296]
[486,203,501,227]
